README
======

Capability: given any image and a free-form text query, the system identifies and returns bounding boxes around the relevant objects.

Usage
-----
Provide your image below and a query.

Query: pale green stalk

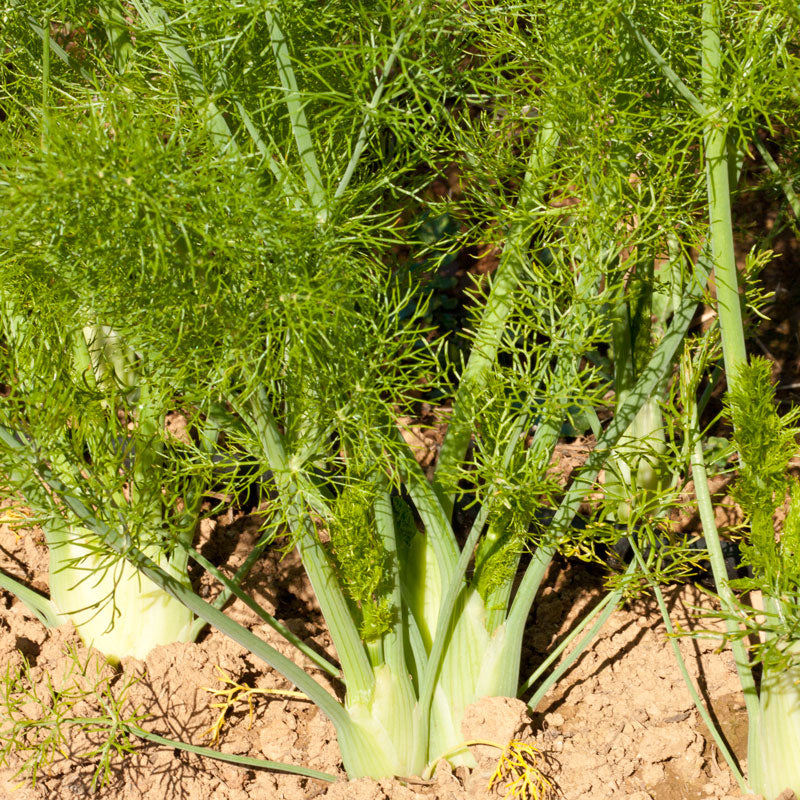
[623,9,800,795]
[234,98,289,185]
[404,506,476,759]
[351,488,423,776]
[130,383,164,509]
[245,391,375,701]
[434,120,559,516]
[372,488,408,675]
[626,8,761,782]
[264,8,326,217]
[700,5,766,790]
[0,369,191,656]
[403,418,535,763]
[689,422,759,721]
[415,409,562,764]
[701,0,747,383]
[130,1,238,156]
[395,438,459,584]
[0,571,61,628]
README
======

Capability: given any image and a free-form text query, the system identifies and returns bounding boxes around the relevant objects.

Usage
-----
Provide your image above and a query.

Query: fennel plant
[2,0,792,785]
[613,0,800,796]
[0,278,199,661]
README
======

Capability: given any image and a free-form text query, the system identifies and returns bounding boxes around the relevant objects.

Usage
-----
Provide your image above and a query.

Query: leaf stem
[130,722,339,782]
[434,120,559,517]
[701,0,747,385]
[245,390,374,700]
[334,16,411,200]
[185,543,340,677]
[265,8,326,217]
[130,1,239,156]
[689,422,759,720]
[40,13,50,150]
[0,569,62,628]
[521,586,619,706]
[628,537,749,794]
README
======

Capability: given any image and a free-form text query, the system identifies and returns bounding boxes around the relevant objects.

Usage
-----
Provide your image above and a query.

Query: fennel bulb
[747,661,800,800]
[342,664,424,778]
[46,523,194,662]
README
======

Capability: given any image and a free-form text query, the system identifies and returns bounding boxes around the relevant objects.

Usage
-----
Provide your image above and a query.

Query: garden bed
[0,509,752,800]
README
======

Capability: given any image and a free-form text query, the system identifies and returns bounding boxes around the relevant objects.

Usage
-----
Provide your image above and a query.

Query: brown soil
[0,507,761,800]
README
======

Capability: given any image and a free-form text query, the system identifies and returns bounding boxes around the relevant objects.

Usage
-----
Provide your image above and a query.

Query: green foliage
[329,482,393,641]
[1,0,798,786]
[0,647,144,790]
[719,359,800,800]
[727,358,800,519]
[723,357,800,605]
[780,481,800,571]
